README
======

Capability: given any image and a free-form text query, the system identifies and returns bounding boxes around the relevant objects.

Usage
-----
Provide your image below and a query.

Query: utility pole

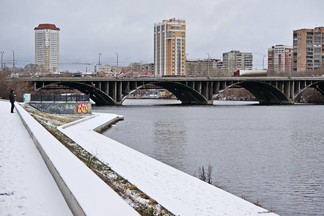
[12,50,15,69]
[116,52,119,67]
[98,53,102,72]
[0,51,4,69]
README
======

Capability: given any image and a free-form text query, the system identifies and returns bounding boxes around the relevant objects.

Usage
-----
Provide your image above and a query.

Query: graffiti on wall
[77,103,89,114]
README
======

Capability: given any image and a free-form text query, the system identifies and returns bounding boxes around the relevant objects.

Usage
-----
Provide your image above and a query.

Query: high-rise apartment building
[223,50,253,75]
[268,45,293,75]
[293,27,324,73]
[154,18,186,76]
[34,23,60,73]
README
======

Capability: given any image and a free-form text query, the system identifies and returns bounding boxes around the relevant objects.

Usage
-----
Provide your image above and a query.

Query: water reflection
[153,120,187,170]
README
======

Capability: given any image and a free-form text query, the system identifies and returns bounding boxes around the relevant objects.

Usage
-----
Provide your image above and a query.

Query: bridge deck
[16,76,324,105]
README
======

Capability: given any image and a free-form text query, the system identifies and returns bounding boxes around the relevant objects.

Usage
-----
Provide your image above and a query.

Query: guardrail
[31,94,89,103]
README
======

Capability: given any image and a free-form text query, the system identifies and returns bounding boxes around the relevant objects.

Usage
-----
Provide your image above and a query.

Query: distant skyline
[1,0,324,72]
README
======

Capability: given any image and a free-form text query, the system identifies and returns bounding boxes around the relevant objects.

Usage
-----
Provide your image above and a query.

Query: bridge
[20,76,324,106]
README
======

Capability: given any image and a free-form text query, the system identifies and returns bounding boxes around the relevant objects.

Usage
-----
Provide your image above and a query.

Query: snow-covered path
[0,100,72,216]
[59,112,279,216]
[1,98,278,215]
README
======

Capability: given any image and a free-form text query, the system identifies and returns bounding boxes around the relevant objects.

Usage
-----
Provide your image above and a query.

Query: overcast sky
[1,0,324,71]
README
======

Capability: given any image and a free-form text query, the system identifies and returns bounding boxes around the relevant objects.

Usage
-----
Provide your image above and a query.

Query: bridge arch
[34,81,209,106]
[294,81,324,102]
[122,81,208,105]
[27,76,324,106]
[35,81,116,106]
[226,81,290,105]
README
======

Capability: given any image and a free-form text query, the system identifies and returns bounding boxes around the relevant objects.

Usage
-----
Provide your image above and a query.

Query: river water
[94,100,324,216]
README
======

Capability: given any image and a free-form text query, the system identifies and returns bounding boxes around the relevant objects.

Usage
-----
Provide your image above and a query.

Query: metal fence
[30,94,90,103]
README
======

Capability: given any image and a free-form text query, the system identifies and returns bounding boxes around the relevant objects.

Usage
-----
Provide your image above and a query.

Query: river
[93,100,324,216]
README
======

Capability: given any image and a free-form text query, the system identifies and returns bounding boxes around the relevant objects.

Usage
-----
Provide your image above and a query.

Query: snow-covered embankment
[58,112,279,216]
[15,103,139,216]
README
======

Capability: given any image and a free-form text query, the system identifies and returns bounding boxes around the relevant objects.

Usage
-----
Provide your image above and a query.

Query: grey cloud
[1,0,324,71]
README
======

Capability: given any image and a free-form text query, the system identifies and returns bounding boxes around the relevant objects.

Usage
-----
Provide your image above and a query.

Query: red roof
[34,24,60,31]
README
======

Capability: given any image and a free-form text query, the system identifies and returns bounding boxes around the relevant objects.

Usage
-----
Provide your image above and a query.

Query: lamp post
[0,51,4,69]
[12,50,15,69]
[116,52,119,67]
[98,53,102,72]
[207,53,210,78]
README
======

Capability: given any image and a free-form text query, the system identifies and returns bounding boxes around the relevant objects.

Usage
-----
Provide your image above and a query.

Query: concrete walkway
[0,99,279,215]
[59,112,279,216]
[0,100,72,216]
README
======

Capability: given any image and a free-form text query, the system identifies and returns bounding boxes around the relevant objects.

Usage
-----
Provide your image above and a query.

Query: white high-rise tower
[34,23,60,73]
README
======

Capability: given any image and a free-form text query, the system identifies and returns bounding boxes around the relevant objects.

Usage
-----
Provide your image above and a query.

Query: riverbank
[100,99,324,215]
[4,100,278,215]
[13,102,140,215]
[57,107,278,215]
[24,105,172,215]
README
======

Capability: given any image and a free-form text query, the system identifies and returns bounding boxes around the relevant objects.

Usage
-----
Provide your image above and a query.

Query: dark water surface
[94,100,324,216]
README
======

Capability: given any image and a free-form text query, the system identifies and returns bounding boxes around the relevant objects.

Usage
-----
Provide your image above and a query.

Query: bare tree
[0,68,33,101]
[198,164,213,184]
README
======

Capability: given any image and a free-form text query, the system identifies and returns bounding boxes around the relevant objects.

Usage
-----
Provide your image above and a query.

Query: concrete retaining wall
[15,103,139,216]
[29,102,91,114]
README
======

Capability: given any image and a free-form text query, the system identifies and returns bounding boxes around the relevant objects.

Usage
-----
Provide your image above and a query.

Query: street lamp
[98,53,102,71]
[116,52,119,67]
[0,51,4,69]
[12,50,15,69]
[207,53,210,78]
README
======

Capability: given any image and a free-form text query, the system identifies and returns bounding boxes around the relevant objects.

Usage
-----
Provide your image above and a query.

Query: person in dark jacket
[9,89,15,113]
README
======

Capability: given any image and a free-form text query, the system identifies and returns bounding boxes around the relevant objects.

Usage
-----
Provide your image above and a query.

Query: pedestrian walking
[9,89,15,113]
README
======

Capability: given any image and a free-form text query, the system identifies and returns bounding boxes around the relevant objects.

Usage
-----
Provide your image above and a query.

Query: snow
[14,102,139,216]
[1,97,279,216]
[0,100,72,216]
[58,112,279,216]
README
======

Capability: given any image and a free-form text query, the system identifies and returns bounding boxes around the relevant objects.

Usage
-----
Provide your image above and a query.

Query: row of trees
[0,68,33,101]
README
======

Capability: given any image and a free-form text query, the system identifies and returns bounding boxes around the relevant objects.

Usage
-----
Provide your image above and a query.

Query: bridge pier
[181,100,213,105]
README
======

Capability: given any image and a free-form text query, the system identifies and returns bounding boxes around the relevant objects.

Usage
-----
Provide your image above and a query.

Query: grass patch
[126,184,138,191]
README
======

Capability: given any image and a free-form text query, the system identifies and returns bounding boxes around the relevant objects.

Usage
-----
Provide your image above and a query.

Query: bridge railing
[30,94,90,103]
